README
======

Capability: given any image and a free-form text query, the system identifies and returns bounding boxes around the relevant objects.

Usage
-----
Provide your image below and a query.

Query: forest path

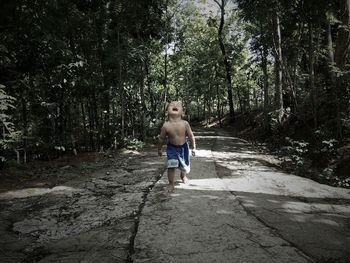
[0,128,349,263]
[133,129,350,263]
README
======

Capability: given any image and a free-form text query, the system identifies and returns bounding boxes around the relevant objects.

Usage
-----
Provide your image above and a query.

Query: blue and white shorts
[166,142,190,173]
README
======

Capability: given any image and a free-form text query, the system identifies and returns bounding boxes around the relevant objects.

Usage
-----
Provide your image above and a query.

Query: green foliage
[309,128,339,166]
[110,0,123,15]
[0,0,169,159]
[0,85,19,162]
[1,0,349,173]
[320,139,338,154]
[0,85,15,133]
[0,131,23,150]
[282,137,309,167]
[124,137,146,150]
[267,110,281,132]
[164,1,250,121]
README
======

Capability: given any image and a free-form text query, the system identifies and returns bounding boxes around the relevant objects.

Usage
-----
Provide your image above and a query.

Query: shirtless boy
[158,101,196,191]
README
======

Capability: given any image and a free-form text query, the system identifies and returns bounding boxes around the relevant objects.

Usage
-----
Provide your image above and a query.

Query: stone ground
[0,128,350,262]
[0,149,165,262]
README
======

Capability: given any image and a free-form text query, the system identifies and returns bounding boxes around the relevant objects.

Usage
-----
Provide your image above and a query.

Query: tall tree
[213,0,235,120]
[272,7,284,123]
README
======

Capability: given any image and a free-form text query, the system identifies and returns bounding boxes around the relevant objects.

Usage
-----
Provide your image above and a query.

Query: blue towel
[166,142,190,173]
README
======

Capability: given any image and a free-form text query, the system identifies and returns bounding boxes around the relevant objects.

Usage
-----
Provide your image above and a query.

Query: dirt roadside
[0,147,165,263]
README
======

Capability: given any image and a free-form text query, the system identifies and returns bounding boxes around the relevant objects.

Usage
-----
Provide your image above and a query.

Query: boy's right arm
[185,121,196,156]
[158,125,166,156]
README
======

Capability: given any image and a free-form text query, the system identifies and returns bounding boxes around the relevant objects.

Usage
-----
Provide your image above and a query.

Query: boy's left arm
[158,125,167,156]
[186,122,196,156]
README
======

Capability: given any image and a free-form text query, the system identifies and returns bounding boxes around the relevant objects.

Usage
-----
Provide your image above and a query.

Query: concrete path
[133,130,350,263]
[0,150,166,263]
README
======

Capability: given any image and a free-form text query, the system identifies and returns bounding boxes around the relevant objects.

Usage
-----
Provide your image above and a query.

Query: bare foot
[166,184,175,193]
[181,176,189,184]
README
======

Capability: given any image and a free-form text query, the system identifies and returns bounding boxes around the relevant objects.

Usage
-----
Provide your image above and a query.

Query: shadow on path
[133,129,350,263]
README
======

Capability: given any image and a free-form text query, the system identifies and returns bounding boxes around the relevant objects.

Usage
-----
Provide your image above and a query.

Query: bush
[124,137,145,150]
[281,137,309,167]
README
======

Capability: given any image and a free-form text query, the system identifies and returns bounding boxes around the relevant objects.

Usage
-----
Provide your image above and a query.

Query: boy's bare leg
[167,168,176,191]
[180,171,189,184]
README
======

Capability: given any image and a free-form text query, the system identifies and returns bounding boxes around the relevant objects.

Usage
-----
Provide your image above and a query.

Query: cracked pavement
[0,129,349,262]
[0,150,165,262]
[133,129,350,263]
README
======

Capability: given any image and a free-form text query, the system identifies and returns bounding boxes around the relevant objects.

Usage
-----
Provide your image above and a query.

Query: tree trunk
[273,10,284,123]
[117,25,125,140]
[335,0,350,117]
[202,94,205,121]
[213,65,223,127]
[335,0,350,69]
[121,88,125,139]
[262,43,269,113]
[216,84,222,127]
[236,82,243,113]
[145,58,155,116]
[308,20,317,128]
[95,11,111,148]
[214,0,235,121]
[327,21,342,139]
[253,87,258,109]
[91,91,100,150]
[164,0,169,114]
[88,98,95,151]
[14,149,20,165]
[208,86,212,123]
[262,49,270,112]
[58,88,65,151]
[140,64,147,141]
[197,96,200,118]
[21,88,28,164]
[260,22,270,128]
[81,101,88,150]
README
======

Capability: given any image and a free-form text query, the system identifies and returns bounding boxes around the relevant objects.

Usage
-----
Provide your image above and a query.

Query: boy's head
[167,101,184,117]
